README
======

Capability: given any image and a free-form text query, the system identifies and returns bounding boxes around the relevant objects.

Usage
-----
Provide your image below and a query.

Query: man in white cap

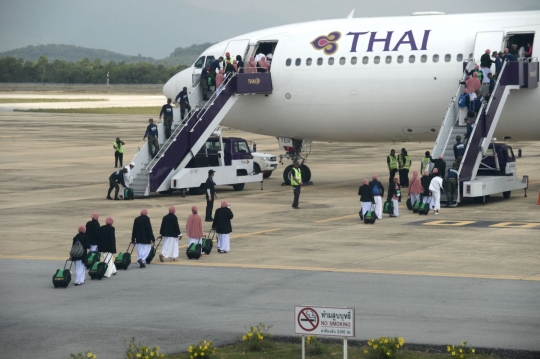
[120,162,135,199]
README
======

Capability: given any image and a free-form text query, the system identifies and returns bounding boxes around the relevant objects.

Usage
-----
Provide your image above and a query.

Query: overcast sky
[1,0,539,58]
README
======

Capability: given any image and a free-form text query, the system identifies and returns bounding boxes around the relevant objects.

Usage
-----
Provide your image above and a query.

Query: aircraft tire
[503,191,511,199]
[282,164,311,185]
[232,183,245,191]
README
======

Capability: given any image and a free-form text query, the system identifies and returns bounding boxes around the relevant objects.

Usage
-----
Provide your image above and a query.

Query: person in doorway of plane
[480,49,493,82]
[504,48,517,62]
[236,55,244,74]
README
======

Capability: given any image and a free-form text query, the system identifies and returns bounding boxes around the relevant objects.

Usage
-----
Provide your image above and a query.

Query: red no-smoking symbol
[298,308,319,332]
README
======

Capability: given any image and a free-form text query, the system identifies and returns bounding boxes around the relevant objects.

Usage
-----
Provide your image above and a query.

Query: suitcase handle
[125,242,136,254]
[207,228,216,240]
[153,236,163,250]
[103,252,114,264]
[64,259,73,270]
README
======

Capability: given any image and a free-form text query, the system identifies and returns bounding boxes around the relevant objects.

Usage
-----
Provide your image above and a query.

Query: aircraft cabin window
[362,56,369,64]
[445,54,451,62]
[374,56,380,64]
[433,54,439,63]
[457,54,464,62]
[421,55,427,63]
[295,58,301,66]
[328,57,334,65]
[339,57,346,65]
[306,58,312,66]
[397,55,403,64]
[409,55,415,63]
[351,56,357,65]
[286,58,292,66]
[385,56,392,64]
[317,57,323,66]
[194,56,205,68]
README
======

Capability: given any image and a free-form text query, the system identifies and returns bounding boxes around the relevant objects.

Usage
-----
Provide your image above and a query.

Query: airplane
[162,10,539,185]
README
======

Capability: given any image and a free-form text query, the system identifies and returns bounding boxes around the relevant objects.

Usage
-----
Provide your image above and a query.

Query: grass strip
[14,106,162,115]
[0,98,108,103]
[165,340,499,359]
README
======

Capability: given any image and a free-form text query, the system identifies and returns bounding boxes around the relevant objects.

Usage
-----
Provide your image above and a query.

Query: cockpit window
[194,57,205,68]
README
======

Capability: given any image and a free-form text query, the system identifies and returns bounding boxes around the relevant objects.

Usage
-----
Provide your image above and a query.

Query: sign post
[294,305,355,359]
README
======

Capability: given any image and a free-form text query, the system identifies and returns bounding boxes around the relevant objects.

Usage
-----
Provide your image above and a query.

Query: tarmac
[0,103,539,358]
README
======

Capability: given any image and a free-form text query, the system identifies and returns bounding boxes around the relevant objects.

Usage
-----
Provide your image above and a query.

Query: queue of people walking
[67,202,234,286]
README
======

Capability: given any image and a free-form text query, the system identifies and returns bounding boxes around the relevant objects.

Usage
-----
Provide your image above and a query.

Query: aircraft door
[473,31,504,62]
[224,39,250,61]
[192,56,206,85]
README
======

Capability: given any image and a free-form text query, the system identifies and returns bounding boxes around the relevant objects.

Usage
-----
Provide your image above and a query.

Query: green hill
[0,44,157,64]
[0,43,215,67]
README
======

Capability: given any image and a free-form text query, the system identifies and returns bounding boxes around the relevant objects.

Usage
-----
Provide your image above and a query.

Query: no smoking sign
[294,305,355,338]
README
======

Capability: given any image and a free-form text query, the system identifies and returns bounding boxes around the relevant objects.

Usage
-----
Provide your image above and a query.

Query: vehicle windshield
[234,141,250,154]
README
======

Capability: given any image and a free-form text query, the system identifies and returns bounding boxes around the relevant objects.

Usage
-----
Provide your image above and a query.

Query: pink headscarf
[106,217,114,225]
[409,171,424,195]
[169,206,176,214]
[433,168,439,173]
[216,69,225,88]
[186,208,204,239]
[141,209,148,216]
[372,174,378,180]
[466,73,481,93]
[439,154,444,159]
[91,213,98,220]
[485,49,490,54]
[233,60,238,72]
[78,225,86,233]
[474,64,479,70]
[423,171,429,176]
[221,201,228,208]
[504,48,509,54]
[245,56,257,73]
[362,179,369,185]
[258,56,270,72]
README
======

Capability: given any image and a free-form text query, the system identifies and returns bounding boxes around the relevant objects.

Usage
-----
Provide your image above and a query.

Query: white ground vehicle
[249,143,278,179]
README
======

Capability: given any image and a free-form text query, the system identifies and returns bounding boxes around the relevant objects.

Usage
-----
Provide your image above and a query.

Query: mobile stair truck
[125,72,272,197]
[430,58,537,205]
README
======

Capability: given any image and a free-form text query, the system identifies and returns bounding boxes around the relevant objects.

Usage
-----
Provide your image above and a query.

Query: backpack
[70,241,84,258]
[458,93,468,108]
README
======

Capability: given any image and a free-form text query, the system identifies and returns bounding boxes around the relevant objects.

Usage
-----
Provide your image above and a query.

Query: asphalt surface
[1,259,539,358]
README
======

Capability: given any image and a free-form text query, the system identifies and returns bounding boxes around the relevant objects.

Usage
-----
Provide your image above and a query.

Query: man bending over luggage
[107,168,128,200]
[132,209,155,268]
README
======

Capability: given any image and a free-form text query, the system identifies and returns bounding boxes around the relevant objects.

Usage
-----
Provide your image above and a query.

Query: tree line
[0,55,187,84]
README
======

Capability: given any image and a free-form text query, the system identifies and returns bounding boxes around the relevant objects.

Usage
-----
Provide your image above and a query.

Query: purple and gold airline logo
[310,31,342,55]
[310,30,432,54]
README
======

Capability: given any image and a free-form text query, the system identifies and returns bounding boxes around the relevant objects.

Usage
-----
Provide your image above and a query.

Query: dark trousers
[148,135,159,158]
[180,104,191,121]
[201,80,209,100]
[399,169,409,187]
[445,179,457,204]
[292,185,301,208]
[114,152,123,167]
[206,195,214,220]
[389,169,398,186]
[164,116,173,139]
[107,179,119,198]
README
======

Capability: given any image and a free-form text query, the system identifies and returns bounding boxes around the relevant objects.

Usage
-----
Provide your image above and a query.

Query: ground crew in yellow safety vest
[421,151,431,173]
[291,161,302,209]
[398,148,412,188]
[113,137,125,168]
[387,149,398,186]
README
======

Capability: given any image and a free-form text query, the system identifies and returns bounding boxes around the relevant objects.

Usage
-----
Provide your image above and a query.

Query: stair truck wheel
[263,171,272,179]
[503,191,511,199]
[232,183,245,191]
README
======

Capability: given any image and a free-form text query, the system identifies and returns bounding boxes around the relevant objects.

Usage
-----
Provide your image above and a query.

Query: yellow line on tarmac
[1,254,538,281]
[315,214,357,223]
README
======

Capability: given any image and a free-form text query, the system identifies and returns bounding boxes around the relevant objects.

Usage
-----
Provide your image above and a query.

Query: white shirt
[429,176,444,193]
[255,53,265,62]
[124,166,133,186]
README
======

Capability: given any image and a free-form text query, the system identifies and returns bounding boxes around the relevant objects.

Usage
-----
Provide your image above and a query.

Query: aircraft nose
[163,67,194,99]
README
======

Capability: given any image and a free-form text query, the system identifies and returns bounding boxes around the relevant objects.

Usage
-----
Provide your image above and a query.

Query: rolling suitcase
[363,205,376,225]
[406,198,412,210]
[412,197,422,213]
[52,260,72,288]
[202,229,215,255]
[123,188,134,200]
[89,253,112,280]
[418,198,432,215]
[114,243,134,270]
[383,200,393,215]
[145,237,162,264]
[186,240,202,260]
[85,251,100,269]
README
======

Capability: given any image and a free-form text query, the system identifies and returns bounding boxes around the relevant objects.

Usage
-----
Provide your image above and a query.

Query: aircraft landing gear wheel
[283,164,311,185]
[503,191,511,199]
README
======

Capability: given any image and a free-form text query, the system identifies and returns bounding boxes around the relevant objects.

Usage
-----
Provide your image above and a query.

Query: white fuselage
[164,11,540,142]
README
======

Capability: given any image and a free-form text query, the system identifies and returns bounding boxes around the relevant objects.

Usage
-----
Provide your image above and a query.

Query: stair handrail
[144,74,232,174]
[430,59,476,165]
[456,101,486,181]
[190,73,237,133]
